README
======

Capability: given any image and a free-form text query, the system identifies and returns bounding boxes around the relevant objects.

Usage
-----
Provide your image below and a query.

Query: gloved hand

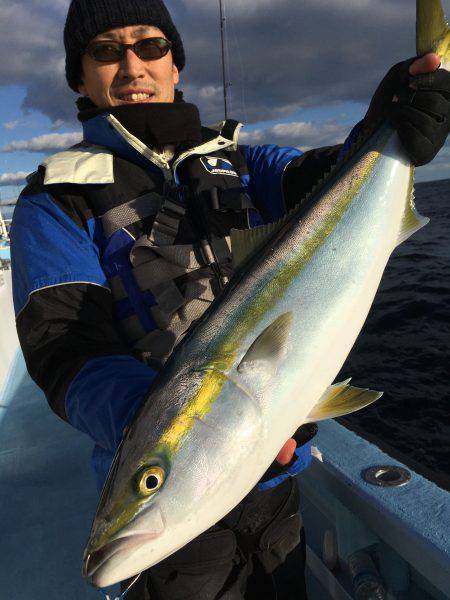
[363,53,450,166]
[258,423,318,491]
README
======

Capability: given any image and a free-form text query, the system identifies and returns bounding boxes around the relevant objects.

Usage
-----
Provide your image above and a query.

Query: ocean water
[338,178,450,487]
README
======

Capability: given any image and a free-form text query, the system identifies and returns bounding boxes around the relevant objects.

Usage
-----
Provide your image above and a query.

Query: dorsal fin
[293,123,385,218]
[230,212,293,270]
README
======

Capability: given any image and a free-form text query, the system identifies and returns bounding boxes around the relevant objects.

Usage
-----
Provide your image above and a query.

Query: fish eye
[137,466,165,497]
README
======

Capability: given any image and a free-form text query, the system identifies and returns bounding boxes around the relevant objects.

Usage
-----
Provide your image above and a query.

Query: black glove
[363,57,450,166]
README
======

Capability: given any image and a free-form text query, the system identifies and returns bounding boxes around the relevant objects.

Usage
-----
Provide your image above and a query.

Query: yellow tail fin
[417,0,450,60]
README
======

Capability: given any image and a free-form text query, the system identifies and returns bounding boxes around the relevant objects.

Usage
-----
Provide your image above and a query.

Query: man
[10,0,450,598]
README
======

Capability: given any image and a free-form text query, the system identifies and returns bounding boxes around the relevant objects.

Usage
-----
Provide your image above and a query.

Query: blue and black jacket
[10,107,345,490]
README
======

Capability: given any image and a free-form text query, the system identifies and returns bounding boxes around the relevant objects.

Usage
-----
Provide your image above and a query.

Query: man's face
[78,25,180,108]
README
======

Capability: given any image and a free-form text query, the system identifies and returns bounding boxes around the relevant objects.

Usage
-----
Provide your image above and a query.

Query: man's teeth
[121,93,152,101]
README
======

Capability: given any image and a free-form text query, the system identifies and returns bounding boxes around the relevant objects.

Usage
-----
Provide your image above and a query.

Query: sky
[1,0,450,203]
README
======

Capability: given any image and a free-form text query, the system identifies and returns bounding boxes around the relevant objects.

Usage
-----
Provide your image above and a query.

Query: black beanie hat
[64,0,185,93]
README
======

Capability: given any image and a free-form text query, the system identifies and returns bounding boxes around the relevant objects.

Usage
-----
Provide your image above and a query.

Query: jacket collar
[83,112,243,171]
[41,113,243,186]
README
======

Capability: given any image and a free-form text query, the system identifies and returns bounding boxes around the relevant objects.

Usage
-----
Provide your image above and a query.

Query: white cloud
[50,119,67,131]
[199,85,222,100]
[0,171,29,186]
[1,132,82,153]
[240,120,350,151]
[3,120,21,130]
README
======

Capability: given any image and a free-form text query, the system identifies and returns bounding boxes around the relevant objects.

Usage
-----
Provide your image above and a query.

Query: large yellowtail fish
[83,0,448,588]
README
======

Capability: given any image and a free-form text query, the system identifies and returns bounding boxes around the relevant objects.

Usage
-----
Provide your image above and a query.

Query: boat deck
[0,350,100,598]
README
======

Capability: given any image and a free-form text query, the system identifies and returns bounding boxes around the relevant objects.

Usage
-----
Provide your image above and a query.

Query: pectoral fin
[306,378,382,422]
[237,313,293,373]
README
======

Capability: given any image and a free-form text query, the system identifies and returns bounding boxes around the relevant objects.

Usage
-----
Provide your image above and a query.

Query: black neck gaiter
[77,95,203,150]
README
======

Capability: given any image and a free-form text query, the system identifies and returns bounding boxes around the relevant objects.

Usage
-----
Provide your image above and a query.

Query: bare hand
[409,52,441,76]
[276,438,297,465]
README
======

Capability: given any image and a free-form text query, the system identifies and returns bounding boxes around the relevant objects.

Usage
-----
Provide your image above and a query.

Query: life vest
[42,120,265,369]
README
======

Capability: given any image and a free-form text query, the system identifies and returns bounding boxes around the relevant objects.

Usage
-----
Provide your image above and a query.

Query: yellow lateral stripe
[159,369,228,456]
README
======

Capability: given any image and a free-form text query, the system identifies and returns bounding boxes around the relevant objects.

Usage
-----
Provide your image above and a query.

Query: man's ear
[172,64,180,86]
[78,66,87,96]
[78,81,87,96]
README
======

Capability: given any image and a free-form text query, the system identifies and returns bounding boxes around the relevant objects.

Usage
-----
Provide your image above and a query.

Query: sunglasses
[86,37,173,62]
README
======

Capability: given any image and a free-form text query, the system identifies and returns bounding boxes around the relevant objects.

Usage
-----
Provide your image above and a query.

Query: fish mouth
[83,530,163,586]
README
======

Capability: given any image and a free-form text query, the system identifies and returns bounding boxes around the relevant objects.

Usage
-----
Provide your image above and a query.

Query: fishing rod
[219,0,230,119]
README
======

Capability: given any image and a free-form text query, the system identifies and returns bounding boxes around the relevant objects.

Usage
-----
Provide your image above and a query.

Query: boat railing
[298,421,450,599]
[0,209,11,270]
[0,210,11,243]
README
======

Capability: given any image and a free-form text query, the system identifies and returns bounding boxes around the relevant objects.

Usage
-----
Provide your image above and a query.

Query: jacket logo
[200,156,239,177]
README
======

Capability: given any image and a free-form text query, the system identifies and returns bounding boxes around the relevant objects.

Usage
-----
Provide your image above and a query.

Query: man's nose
[119,48,146,79]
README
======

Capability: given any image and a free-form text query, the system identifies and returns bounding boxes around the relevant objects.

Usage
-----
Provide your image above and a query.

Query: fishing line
[220,0,233,118]
[98,572,142,600]
[224,5,233,117]
[228,3,249,124]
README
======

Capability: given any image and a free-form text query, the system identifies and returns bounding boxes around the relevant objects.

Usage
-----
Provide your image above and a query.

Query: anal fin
[306,378,382,422]
[397,170,429,246]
